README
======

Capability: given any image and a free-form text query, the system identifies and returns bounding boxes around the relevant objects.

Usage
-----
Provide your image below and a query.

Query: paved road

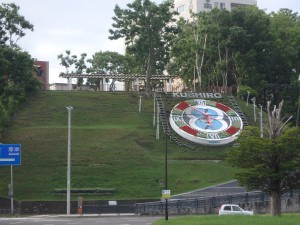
[0,215,161,225]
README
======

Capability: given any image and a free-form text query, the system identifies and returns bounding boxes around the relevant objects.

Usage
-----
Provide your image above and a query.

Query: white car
[219,204,254,216]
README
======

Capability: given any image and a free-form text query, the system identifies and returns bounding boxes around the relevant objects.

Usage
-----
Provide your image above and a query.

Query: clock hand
[189,105,213,127]
[190,105,209,116]
[206,115,213,126]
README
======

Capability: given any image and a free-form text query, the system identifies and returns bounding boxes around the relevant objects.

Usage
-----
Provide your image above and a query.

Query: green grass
[153,214,300,225]
[0,91,248,201]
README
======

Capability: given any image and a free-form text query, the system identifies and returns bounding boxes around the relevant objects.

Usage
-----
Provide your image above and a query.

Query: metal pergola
[59,73,177,91]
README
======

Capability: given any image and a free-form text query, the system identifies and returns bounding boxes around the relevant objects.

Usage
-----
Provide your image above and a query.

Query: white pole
[156,103,160,140]
[153,93,156,127]
[139,96,142,113]
[296,75,300,127]
[254,104,256,122]
[169,78,172,93]
[251,97,256,122]
[259,105,263,138]
[10,165,13,214]
[246,91,250,107]
[194,66,196,92]
[66,106,73,215]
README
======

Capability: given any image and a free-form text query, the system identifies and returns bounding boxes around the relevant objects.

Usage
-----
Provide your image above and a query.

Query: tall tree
[109,0,177,96]
[267,9,300,112]
[227,101,300,216]
[74,53,87,87]
[57,50,77,74]
[87,51,127,91]
[0,3,34,48]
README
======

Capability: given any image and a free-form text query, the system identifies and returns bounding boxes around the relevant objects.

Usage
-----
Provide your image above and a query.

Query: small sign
[0,144,21,166]
[162,190,171,199]
[108,201,117,206]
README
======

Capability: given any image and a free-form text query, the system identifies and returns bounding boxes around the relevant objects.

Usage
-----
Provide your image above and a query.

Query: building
[33,61,49,90]
[174,0,257,19]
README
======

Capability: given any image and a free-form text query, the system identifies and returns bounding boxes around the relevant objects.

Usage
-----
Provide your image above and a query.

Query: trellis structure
[59,73,177,92]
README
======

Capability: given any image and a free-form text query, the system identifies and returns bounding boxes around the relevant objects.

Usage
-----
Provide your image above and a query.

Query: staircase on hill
[155,94,171,135]
[155,93,196,150]
[227,96,249,127]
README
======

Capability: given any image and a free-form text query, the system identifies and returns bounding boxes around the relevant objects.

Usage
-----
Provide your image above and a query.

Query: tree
[227,101,300,216]
[74,53,87,87]
[87,51,127,91]
[0,3,34,48]
[0,45,41,113]
[57,50,77,74]
[0,3,39,136]
[266,9,300,114]
[109,0,178,96]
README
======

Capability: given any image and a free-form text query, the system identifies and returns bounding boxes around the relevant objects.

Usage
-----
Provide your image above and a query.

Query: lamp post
[259,104,263,138]
[251,97,256,122]
[246,91,250,107]
[66,106,73,215]
[164,126,168,221]
[296,75,300,127]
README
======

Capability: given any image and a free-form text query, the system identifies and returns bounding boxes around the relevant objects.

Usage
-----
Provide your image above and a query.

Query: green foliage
[237,85,257,99]
[0,4,40,136]
[85,51,128,90]
[170,7,300,118]
[109,0,178,94]
[0,3,34,48]
[57,50,77,73]
[0,46,40,115]
[227,126,300,194]
[0,98,8,134]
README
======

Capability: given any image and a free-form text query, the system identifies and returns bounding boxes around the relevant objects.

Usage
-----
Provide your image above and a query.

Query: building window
[220,2,226,9]
[214,2,219,8]
[204,3,212,9]
[231,3,247,10]
[177,5,185,13]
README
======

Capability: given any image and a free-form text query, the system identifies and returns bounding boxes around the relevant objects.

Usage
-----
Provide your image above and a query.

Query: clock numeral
[207,133,220,139]
[231,116,241,121]
[172,116,182,122]
[196,100,206,106]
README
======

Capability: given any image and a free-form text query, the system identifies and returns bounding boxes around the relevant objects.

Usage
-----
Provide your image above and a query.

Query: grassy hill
[0,91,256,201]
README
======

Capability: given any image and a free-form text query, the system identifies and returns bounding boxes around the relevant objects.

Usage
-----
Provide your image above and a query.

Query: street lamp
[164,130,168,221]
[296,75,300,127]
[66,106,73,215]
[246,91,250,107]
[251,97,256,122]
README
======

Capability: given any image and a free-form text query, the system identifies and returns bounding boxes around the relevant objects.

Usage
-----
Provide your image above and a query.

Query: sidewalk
[29,213,136,218]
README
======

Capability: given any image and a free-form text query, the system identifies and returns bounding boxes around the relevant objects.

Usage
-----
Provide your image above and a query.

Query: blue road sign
[0,144,21,166]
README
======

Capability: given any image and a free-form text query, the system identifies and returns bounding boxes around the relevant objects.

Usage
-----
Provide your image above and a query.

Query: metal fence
[134,191,299,215]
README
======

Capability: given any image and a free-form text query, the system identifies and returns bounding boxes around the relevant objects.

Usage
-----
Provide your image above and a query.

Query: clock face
[169,99,243,146]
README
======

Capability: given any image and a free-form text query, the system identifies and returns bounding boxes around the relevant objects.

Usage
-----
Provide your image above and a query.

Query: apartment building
[174,0,257,19]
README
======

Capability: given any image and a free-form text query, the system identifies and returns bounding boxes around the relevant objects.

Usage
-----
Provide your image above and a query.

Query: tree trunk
[195,33,207,91]
[145,48,152,97]
[270,191,281,216]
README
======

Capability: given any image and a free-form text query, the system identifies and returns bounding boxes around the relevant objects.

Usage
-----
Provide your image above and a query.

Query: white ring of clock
[169,99,243,146]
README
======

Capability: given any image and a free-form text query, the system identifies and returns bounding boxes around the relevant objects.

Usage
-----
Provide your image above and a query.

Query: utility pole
[66,106,73,215]
[251,97,256,122]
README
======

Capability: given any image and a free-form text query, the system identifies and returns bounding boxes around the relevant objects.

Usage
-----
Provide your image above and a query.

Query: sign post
[0,144,21,214]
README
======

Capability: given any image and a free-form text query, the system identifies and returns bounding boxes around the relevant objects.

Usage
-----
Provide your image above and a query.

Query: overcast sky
[2,0,300,84]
